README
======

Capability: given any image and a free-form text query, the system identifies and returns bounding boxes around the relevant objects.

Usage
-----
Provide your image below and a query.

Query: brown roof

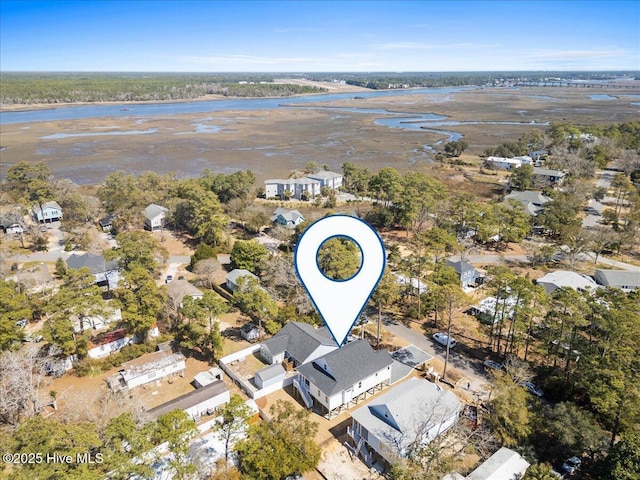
[89,328,128,348]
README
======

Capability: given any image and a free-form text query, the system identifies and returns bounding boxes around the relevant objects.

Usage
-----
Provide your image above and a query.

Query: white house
[536,270,599,294]
[264,177,322,200]
[110,350,186,390]
[145,379,230,422]
[295,340,394,418]
[144,204,168,231]
[594,269,640,292]
[3,223,24,234]
[485,156,532,170]
[87,329,131,359]
[349,377,461,469]
[307,170,343,189]
[259,321,337,366]
[444,447,530,480]
[33,201,63,223]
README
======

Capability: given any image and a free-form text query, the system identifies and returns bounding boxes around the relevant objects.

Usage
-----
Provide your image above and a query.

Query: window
[358,381,362,389]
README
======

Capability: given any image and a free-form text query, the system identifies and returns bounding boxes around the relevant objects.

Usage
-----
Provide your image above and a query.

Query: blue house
[446,259,481,288]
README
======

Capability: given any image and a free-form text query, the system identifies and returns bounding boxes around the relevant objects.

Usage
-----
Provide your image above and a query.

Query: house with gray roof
[271,207,305,229]
[536,270,599,294]
[295,340,393,418]
[504,190,552,216]
[145,379,230,422]
[225,268,259,292]
[144,204,168,231]
[260,321,337,367]
[444,447,530,480]
[66,252,120,289]
[447,259,482,288]
[348,377,460,469]
[533,167,566,186]
[594,269,640,292]
[166,279,204,308]
[264,177,321,200]
[255,363,286,389]
[307,170,343,189]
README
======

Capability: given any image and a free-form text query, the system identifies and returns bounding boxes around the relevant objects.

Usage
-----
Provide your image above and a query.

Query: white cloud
[177,54,315,66]
[373,41,499,50]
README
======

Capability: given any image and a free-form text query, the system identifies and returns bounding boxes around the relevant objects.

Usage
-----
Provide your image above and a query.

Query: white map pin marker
[295,215,386,347]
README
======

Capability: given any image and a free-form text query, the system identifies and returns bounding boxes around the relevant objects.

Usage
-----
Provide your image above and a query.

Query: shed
[255,363,286,389]
[194,368,223,388]
[240,323,262,342]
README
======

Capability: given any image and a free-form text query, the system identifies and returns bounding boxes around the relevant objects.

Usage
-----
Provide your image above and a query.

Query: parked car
[165,275,173,283]
[521,381,544,397]
[15,319,28,328]
[483,359,504,371]
[432,332,456,348]
[561,456,582,475]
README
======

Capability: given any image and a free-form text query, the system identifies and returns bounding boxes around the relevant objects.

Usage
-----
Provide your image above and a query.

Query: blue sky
[1,1,638,72]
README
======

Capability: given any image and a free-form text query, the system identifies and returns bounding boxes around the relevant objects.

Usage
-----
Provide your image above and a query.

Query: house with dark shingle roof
[260,321,337,366]
[295,340,393,418]
[504,190,552,216]
[348,377,460,469]
[66,252,121,289]
[446,259,481,288]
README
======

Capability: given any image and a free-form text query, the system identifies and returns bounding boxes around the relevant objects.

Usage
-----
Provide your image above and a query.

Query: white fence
[219,344,293,400]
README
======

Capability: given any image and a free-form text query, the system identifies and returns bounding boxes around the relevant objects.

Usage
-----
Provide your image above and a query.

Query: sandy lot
[2,85,638,188]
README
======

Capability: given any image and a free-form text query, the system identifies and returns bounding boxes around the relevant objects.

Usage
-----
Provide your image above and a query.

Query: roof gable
[262,321,335,362]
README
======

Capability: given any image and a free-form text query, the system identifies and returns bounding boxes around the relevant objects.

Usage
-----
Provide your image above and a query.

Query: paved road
[374,312,492,398]
[582,169,615,229]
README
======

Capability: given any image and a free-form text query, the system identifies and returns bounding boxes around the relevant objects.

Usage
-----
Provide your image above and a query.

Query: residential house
[485,156,532,170]
[167,279,204,309]
[88,329,131,359]
[594,269,640,292]
[264,177,321,200]
[255,363,286,389]
[144,204,168,231]
[533,167,566,186]
[99,214,115,232]
[145,379,230,422]
[504,190,552,216]
[225,268,259,293]
[66,252,121,290]
[467,296,517,325]
[260,321,337,367]
[536,270,599,294]
[295,340,393,418]
[240,323,262,342]
[444,447,530,480]
[32,201,63,223]
[394,273,428,295]
[2,223,24,234]
[447,259,482,288]
[307,170,343,190]
[108,350,186,390]
[529,150,548,164]
[349,377,460,469]
[72,308,122,334]
[271,207,305,229]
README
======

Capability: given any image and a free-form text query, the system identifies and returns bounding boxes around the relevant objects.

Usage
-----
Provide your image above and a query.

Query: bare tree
[0,346,52,426]
[193,257,222,289]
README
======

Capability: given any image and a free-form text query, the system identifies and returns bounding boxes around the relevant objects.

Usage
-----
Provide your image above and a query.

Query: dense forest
[0,73,326,104]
